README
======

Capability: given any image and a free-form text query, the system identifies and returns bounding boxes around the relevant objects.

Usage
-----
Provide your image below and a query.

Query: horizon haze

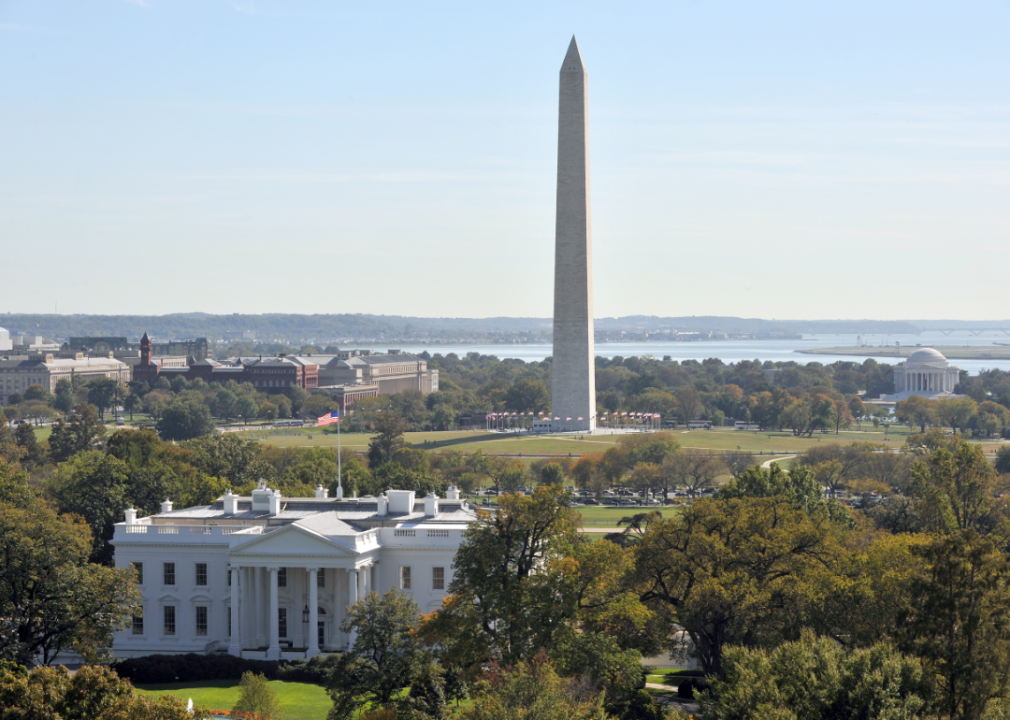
[2,1,1009,319]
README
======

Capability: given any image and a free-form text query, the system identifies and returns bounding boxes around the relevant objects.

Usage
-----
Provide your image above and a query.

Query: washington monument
[551,36,596,433]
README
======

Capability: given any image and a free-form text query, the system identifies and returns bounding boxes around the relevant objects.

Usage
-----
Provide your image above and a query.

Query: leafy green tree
[909,442,1005,538]
[231,671,282,719]
[933,397,979,435]
[900,530,1010,720]
[504,378,550,413]
[258,401,279,421]
[53,378,75,413]
[234,395,259,425]
[996,446,1010,475]
[460,650,611,720]
[87,377,119,421]
[156,398,215,441]
[326,588,425,719]
[13,423,45,469]
[0,664,202,719]
[539,462,565,487]
[182,432,262,485]
[719,464,830,515]
[708,632,928,720]
[123,392,141,422]
[22,383,53,405]
[46,450,130,564]
[896,395,936,433]
[367,412,407,467]
[48,404,106,462]
[635,497,839,677]
[0,412,23,465]
[0,494,137,665]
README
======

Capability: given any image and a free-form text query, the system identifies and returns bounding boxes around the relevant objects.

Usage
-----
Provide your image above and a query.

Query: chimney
[124,507,138,524]
[376,493,388,515]
[315,485,329,499]
[223,489,239,515]
[269,490,282,516]
[160,498,173,514]
[446,485,460,501]
[424,492,439,517]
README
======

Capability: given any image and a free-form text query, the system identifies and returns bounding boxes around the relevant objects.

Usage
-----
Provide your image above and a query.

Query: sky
[2,1,1009,320]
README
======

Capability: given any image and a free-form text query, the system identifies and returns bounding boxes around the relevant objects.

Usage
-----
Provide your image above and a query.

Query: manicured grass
[136,679,330,720]
[576,505,682,528]
[248,425,932,457]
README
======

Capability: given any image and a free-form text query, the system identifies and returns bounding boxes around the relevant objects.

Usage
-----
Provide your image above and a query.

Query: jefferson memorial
[880,348,961,401]
[111,482,476,659]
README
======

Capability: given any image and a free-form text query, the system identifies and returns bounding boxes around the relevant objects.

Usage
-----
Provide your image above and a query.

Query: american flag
[554,416,560,420]
[317,411,340,426]
[577,416,583,421]
[566,416,572,421]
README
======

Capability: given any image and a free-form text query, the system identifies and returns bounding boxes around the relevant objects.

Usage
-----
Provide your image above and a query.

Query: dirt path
[761,454,797,468]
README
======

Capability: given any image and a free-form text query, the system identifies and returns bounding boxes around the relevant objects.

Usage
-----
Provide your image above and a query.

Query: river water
[361,333,1010,375]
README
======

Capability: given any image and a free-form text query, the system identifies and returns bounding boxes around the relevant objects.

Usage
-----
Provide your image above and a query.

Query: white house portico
[111,482,476,660]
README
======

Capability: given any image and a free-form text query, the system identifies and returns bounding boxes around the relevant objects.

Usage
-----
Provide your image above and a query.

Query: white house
[111,482,477,660]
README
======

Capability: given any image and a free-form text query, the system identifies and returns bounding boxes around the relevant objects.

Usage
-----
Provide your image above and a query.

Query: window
[278,568,287,587]
[432,567,445,591]
[133,562,144,585]
[164,606,176,636]
[317,568,325,588]
[195,563,207,586]
[195,606,208,636]
[399,566,412,590]
[278,608,287,638]
[132,608,144,635]
[163,562,175,586]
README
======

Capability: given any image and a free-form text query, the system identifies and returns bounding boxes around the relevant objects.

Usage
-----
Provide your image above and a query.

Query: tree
[717,463,847,520]
[48,404,106,462]
[0,664,204,719]
[421,486,579,669]
[123,392,141,422]
[156,398,215,441]
[996,446,1010,475]
[13,423,45,469]
[367,412,406,467]
[896,395,936,433]
[234,395,259,425]
[848,396,866,428]
[505,378,550,413]
[0,494,137,665]
[722,451,756,478]
[663,450,725,497]
[900,531,1010,720]
[908,441,1006,538]
[933,397,978,435]
[460,651,611,720]
[53,378,75,413]
[571,454,609,500]
[634,497,838,677]
[326,588,425,719]
[46,450,130,564]
[231,671,282,719]
[87,378,119,421]
[708,632,928,720]
[258,401,279,421]
[627,462,663,500]
[22,383,53,405]
[539,462,565,487]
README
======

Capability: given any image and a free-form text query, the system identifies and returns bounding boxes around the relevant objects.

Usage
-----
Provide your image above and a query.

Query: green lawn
[246,425,931,457]
[137,679,330,720]
[576,505,681,528]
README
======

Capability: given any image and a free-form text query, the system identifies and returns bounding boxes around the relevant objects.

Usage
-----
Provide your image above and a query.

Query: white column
[252,568,264,646]
[267,567,280,659]
[308,567,319,657]
[229,566,241,656]
[348,568,359,650]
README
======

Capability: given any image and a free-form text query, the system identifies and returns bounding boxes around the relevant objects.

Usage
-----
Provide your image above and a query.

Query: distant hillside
[1,313,1007,344]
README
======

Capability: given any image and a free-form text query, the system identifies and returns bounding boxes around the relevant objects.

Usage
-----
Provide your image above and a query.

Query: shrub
[112,653,285,685]
[676,677,710,700]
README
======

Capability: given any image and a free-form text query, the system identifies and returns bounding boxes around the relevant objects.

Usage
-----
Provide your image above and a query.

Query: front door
[317,620,326,649]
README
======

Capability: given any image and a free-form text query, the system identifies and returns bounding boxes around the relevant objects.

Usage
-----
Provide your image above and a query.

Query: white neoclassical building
[111,483,476,660]
[880,348,961,401]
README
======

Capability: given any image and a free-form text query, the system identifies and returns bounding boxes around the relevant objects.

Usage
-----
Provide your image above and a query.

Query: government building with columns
[111,483,476,660]
[880,348,962,401]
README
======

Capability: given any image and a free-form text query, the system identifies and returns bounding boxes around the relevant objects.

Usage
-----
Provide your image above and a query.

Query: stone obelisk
[551,36,595,433]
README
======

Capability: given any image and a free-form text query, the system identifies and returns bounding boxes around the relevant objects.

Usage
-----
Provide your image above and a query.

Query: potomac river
[356,333,1010,375]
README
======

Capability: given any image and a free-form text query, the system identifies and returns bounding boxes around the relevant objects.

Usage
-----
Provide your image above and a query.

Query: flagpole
[337,406,342,500]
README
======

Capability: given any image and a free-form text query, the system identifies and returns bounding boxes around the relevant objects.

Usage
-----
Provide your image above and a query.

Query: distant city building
[0,352,130,405]
[880,348,961,401]
[222,330,257,341]
[65,336,211,361]
[133,333,318,391]
[0,327,11,353]
[310,350,438,412]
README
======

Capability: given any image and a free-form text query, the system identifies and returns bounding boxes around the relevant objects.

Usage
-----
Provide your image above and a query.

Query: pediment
[230,524,357,558]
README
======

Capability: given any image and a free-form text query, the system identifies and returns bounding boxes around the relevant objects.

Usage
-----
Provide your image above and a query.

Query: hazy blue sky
[2,1,1009,319]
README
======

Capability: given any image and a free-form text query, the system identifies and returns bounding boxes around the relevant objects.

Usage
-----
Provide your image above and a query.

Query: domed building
[881,348,961,401]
